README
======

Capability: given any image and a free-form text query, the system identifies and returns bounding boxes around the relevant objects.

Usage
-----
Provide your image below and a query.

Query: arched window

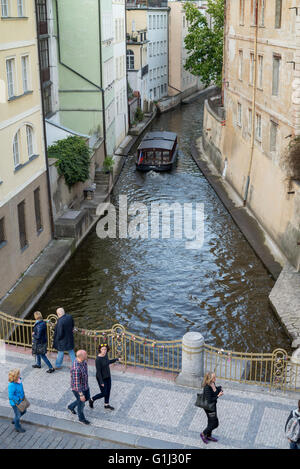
[26,125,34,157]
[13,131,20,167]
[126,50,134,70]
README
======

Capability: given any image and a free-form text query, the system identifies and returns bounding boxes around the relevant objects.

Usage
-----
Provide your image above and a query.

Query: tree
[183,0,224,88]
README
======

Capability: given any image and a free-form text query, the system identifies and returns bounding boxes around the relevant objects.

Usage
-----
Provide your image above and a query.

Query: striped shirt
[70,359,89,392]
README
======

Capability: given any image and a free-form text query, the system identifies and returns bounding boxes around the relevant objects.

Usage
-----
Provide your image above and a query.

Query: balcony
[126,31,147,44]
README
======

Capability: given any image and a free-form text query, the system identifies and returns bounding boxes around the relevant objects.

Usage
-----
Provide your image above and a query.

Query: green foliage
[48,136,91,188]
[103,155,114,173]
[134,107,144,122]
[184,0,224,88]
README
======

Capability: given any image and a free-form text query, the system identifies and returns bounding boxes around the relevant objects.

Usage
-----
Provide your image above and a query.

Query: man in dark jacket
[53,308,76,369]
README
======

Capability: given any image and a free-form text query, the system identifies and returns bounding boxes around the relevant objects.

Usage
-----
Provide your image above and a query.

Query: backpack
[285,413,300,442]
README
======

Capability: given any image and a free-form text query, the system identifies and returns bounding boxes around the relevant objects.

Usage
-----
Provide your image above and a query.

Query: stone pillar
[290,347,300,389]
[175,332,205,388]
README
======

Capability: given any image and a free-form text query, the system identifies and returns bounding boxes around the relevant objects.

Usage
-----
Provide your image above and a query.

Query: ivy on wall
[48,136,91,188]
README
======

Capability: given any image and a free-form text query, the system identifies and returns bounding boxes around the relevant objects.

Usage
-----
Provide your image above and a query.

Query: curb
[0,405,198,450]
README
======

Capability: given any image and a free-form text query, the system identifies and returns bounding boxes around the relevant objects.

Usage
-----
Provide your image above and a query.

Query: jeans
[203,409,219,437]
[290,441,300,449]
[92,377,111,404]
[68,388,90,421]
[35,354,53,369]
[55,349,76,368]
[11,405,26,430]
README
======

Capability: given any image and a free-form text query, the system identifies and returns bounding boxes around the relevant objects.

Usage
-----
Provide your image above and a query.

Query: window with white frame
[26,125,34,157]
[126,50,134,70]
[153,15,156,29]
[6,58,15,98]
[13,131,20,167]
[102,12,113,41]
[149,43,152,57]
[239,0,245,25]
[255,113,262,141]
[1,0,9,17]
[260,0,265,26]
[275,0,282,29]
[149,15,152,30]
[164,15,167,29]
[17,0,24,17]
[21,55,30,92]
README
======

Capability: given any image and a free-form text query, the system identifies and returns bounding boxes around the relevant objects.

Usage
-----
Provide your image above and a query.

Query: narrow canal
[34,96,291,353]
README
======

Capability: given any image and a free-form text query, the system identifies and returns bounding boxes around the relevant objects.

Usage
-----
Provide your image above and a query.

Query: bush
[48,136,91,188]
[282,136,300,181]
[103,155,114,173]
[134,107,144,122]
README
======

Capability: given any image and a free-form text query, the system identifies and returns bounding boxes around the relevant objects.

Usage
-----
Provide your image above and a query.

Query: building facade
[0,0,52,299]
[168,0,202,95]
[203,0,300,270]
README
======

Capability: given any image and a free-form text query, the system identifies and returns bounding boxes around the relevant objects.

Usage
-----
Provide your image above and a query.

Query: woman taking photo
[200,371,223,444]
[89,343,119,410]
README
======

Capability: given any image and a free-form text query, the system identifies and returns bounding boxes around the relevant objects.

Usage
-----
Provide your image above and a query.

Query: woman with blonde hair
[8,369,26,432]
[32,311,55,373]
[200,371,223,444]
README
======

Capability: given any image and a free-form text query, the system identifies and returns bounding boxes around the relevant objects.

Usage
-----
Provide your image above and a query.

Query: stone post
[291,347,300,389]
[175,331,205,388]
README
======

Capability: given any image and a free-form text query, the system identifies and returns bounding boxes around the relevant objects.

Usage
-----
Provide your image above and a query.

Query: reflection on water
[33,97,291,353]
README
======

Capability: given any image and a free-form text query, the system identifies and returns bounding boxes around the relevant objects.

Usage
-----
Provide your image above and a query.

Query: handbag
[195,392,215,412]
[16,396,30,413]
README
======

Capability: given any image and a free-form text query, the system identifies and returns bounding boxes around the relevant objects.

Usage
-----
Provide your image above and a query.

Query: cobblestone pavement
[0,347,298,449]
[0,417,131,449]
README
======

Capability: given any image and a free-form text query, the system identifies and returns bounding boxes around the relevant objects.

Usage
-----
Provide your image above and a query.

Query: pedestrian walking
[285,400,300,449]
[67,350,90,424]
[8,369,29,433]
[200,371,223,444]
[53,307,76,369]
[32,311,55,373]
[89,343,119,411]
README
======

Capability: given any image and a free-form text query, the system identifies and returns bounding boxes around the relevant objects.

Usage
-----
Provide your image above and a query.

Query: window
[153,15,156,29]
[6,58,15,98]
[251,0,257,25]
[272,55,280,96]
[275,0,282,29]
[248,109,253,134]
[255,113,262,141]
[239,0,245,25]
[149,43,152,57]
[43,84,52,117]
[1,0,9,17]
[21,55,30,92]
[26,125,34,157]
[17,0,24,17]
[238,50,243,80]
[237,103,242,127]
[13,131,20,167]
[39,38,50,83]
[250,53,254,85]
[18,200,27,250]
[164,15,167,29]
[270,121,278,152]
[0,217,6,247]
[260,0,265,26]
[149,15,152,30]
[126,50,134,70]
[34,187,43,232]
[258,55,263,89]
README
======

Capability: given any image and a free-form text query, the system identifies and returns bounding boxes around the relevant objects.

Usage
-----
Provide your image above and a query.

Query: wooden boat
[135,131,178,172]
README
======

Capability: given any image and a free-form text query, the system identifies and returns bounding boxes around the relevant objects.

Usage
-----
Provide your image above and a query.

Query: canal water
[34,96,291,353]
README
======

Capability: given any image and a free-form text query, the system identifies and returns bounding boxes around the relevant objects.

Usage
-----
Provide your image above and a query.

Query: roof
[138,139,174,151]
[142,131,177,142]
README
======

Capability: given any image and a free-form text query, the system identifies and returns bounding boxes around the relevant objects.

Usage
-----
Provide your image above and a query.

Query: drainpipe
[98,0,108,160]
[243,0,259,206]
[34,0,54,238]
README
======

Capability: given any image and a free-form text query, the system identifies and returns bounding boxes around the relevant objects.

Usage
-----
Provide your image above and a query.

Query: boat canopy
[138,139,174,151]
[138,131,177,151]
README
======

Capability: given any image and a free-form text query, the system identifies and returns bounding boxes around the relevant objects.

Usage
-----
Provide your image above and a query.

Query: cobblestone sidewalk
[0,347,298,449]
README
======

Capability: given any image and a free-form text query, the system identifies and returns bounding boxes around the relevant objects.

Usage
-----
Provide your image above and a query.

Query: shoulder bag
[195,392,215,412]
[16,396,30,413]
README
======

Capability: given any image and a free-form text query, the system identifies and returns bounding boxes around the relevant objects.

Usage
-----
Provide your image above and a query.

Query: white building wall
[147,8,168,101]
[112,0,128,147]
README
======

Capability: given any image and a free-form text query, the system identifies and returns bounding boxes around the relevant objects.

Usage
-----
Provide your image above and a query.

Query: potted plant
[103,156,114,174]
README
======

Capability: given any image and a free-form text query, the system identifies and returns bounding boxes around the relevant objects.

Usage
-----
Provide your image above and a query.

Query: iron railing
[0,311,299,391]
